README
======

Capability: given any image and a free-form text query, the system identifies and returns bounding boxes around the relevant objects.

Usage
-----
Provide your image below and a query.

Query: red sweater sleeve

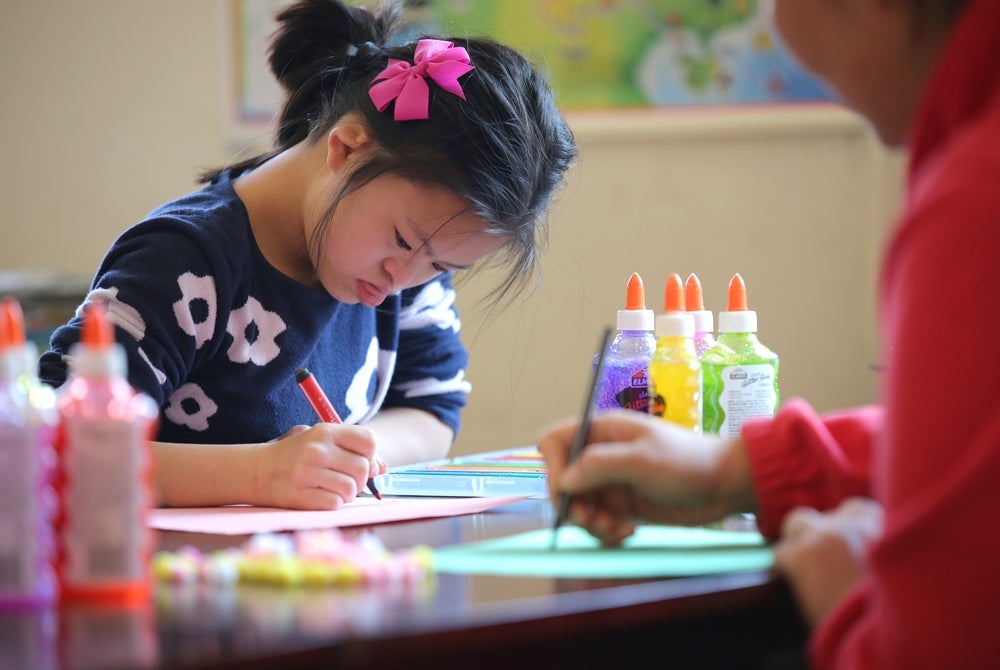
[742,191,1000,668]
[741,399,880,540]
[745,81,1000,667]
[806,186,1000,668]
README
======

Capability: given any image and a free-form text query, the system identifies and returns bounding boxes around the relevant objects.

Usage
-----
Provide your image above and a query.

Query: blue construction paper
[432,525,773,578]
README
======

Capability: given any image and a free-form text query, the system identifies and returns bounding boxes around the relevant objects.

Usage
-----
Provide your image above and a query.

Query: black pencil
[550,326,614,549]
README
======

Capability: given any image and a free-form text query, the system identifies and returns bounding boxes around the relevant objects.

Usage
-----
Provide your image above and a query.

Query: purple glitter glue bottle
[592,273,656,414]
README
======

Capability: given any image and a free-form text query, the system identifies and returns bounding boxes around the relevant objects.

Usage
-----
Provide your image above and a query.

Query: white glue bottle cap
[617,273,655,331]
[0,297,38,380]
[717,273,758,333]
[684,273,714,333]
[655,273,695,338]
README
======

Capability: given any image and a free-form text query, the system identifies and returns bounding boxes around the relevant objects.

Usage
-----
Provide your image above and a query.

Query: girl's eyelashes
[396,229,447,273]
[395,230,412,252]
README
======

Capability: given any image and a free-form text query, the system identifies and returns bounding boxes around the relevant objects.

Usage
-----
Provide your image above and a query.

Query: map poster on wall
[229,0,831,131]
[400,0,830,108]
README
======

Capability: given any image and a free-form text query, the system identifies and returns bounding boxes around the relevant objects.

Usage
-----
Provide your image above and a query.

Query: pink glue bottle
[685,273,717,358]
[593,273,656,414]
[53,302,158,605]
[0,297,58,608]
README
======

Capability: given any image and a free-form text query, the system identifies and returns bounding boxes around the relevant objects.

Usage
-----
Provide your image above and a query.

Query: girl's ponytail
[268,1,399,148]
[200,0,400,181]
[268,0,399,94]
[200,0,576,307]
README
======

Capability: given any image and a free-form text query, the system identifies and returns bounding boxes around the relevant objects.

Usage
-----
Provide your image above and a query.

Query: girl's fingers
[308,466,361,503]
[370,452,388,477]
[292,488,348,511]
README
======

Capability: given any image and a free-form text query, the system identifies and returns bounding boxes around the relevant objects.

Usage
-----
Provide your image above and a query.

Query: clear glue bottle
[648,274,702,432]
[701,274,780,437]
[54,302,158,604]
[685,273,717,358]
[0,297,58,608]
[593,272,656,414]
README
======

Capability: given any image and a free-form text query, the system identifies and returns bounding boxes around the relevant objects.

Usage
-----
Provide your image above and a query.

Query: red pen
[294,367,382,500]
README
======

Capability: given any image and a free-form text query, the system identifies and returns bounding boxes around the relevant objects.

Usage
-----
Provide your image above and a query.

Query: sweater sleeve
[39,215,237,407]
[382,273,470,436]
[790,103,1000,669]
[741,399,880,540]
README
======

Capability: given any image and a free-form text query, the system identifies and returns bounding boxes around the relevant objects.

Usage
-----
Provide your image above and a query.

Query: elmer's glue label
[648,274,702,431]
[54,302,158,604]
[593,273,656,414]
[701,274,779,437]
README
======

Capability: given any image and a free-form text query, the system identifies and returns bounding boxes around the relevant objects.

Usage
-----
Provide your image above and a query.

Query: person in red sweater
[537,0,999,667]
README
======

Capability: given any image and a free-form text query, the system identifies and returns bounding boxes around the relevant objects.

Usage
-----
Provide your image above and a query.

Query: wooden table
[1,499,808,670]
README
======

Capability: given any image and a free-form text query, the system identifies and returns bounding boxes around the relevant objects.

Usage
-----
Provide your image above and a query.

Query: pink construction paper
[149,495,528,535]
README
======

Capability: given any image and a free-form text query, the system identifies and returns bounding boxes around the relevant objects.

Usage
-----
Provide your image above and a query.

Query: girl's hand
[372,452,388,477]
[273,424,387,482]
[253,423,378,510]
[537,410,756,546]
[774,497,884,626]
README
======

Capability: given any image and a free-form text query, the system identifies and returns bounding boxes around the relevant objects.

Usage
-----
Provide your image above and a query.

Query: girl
[40,0,575,511]
[538,0,999,668]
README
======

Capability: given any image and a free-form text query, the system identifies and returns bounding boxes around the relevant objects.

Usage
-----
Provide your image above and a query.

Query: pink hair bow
[368,39,475,121]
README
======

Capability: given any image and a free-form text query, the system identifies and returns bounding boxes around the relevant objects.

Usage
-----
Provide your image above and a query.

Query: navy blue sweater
[40,172,470,444]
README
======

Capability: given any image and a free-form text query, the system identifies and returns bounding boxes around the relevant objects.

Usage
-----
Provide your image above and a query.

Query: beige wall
[0,2,904,457]
[453,108,904,456]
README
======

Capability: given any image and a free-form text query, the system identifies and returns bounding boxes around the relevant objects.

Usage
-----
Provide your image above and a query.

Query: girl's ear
[326,116,373,172]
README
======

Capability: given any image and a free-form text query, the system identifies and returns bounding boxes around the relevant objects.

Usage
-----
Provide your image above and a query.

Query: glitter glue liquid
[54,302,158,604]
[0,297,58,609]
[685,273,717,358]
[701,274,780,437]
[647,274,702,431]
[593,273,656,414]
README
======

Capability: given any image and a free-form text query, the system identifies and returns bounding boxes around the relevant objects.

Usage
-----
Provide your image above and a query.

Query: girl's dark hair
[203,0,576,307]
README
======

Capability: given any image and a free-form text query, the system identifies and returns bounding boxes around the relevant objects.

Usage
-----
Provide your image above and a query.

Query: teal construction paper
[432,525,774,578]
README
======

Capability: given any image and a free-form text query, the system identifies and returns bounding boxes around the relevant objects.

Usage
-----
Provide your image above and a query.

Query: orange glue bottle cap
[0,300,10,351]
[717,273,758,333]
[1,297,38,379]
[3,297,26,347]
[655,273,694,338]
[617,273,654,331]
[684,274,714,334]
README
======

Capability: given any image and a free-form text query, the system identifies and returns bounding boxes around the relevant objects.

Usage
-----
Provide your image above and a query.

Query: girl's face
[310,175,504,307]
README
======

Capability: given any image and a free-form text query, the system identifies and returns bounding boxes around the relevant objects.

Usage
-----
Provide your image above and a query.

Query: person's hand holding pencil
[238,367,387,510]
[539,329,756,548]
[295,368,384,500]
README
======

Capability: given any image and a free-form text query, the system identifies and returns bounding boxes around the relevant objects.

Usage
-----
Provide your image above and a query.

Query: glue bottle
[0,297,58,608]
[593,273,656,414]
[701,274,780,437]
[647,274,702,431]
[54,302,158,604]
[685,273,717,358]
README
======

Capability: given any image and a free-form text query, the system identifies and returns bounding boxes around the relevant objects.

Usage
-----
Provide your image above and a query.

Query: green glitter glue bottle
[592,273,656,414]
[701,274,779,436]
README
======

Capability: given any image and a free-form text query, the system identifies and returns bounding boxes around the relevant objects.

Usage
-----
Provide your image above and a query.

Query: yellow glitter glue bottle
[648,273,702,432]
